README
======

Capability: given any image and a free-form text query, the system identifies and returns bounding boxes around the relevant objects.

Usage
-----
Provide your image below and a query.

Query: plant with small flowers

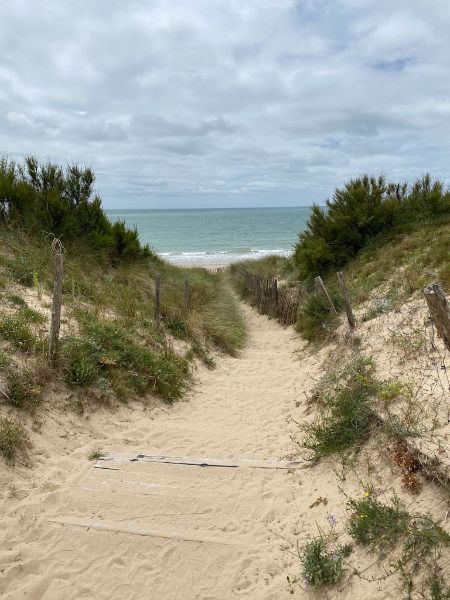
[300,514,352,587]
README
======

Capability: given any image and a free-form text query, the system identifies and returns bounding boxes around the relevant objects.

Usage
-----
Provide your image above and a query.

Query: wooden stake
[49,239,64,363]
[424,283,450,350]
[155,272,161,328]
[314,276,337,316]
[337,271,356,329]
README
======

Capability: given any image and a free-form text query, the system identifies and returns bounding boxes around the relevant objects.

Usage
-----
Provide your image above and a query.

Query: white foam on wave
[160,248,292,266]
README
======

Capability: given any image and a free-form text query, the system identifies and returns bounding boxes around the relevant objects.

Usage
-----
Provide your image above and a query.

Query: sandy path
[0,305,305,600]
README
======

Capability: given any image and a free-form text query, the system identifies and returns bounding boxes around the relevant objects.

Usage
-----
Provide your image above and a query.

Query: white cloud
[1,0,450,207]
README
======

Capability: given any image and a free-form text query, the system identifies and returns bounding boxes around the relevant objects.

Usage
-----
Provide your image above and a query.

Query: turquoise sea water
[106,207,311,266]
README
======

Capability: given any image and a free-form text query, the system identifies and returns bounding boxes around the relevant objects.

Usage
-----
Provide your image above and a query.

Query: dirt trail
[0,305,307,600]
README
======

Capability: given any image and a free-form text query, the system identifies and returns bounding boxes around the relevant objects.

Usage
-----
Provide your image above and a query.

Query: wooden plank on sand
[95,452,304,470]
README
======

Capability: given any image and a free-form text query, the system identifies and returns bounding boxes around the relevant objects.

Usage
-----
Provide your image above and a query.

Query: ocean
[106,207,311,266]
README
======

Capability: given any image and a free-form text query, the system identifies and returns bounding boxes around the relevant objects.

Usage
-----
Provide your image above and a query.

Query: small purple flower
[326,513,337,527]
[331,554,339,562]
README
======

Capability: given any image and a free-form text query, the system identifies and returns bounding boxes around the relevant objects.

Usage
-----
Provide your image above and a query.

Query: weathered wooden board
[47,516,238,546]
[95,452,304,470]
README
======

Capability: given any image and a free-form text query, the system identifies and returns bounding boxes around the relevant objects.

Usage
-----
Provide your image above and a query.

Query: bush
[62,312,190,401]
[0,416,28,460]
[0,156,154,263]
[302,357,378,459]
[293,174,450,279]
[301,537,351,587]
[347,493,409,553]
[296,289,342,342]
[5,369,42,409]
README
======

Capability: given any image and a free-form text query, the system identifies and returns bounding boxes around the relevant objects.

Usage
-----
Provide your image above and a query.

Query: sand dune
[1,303,448,599]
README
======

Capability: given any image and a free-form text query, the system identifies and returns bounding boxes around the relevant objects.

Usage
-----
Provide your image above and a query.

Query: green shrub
[303,358,378,459]
[0,155,154,263]
[0,416,28,460]
[293,174,450,279]
[347,493,409,553]
[379,379,413,403]
[165,316,188,339]
[62,313,190,401]
[402,517,450,565]
[19,306,46,324]
[63,338,100,387]
[5,369,42,409]
[301,536,351,587]
[296,289,342,342]
[348,492,450,598]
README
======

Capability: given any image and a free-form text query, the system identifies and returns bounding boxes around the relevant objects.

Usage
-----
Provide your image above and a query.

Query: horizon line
[104,205,316,211]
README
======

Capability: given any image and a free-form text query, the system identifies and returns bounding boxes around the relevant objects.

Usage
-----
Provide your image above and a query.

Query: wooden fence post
[423,283,450,350]
[184,278,190,312]
[272,278,278,317]
[337,271,356,329]
[49,239,65,363]
[155,273,161,328]
[314,276,337,316]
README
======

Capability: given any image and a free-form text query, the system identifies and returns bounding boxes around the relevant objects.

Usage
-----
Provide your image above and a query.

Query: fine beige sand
[0,305,304,599]
[1,302,448,599]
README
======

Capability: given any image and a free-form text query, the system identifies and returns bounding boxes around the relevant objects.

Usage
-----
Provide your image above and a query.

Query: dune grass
[0,416,28,460]
[0,225,245,410]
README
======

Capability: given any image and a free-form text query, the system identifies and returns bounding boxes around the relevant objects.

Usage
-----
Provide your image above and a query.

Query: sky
[1,0,450,209]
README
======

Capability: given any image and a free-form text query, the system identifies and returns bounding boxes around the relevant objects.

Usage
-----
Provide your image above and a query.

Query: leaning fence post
[423,283,450,350]
[49,238,65,363]
[314,276,337,316]
[155,272,161,328]
[184,278,190,312]
[337,271,356,329]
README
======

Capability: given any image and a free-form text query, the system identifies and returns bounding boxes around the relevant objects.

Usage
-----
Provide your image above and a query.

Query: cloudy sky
[1,1,450,208]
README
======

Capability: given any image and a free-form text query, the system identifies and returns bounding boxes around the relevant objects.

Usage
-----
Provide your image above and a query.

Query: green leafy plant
[379,379,414,403]
[300,514,352,588]
[348,491,450,599]
[347,492,409,553]
[302,357,378,459]
[62,312,190,401]
[296,290,343,342]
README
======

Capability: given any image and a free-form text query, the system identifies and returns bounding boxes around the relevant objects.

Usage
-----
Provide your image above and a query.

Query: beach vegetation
[4,368,43,409]
[296,288,343,342]
[302,357,378,459]
[88,447,104,461]
[348,491,450,598]
[0,155,246,417]
[300,536,351,587]
[62,310,190,401]
[0,416,28,460]
[0,155,153,263]
[293,174,450,280]
[0,312,39,353]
